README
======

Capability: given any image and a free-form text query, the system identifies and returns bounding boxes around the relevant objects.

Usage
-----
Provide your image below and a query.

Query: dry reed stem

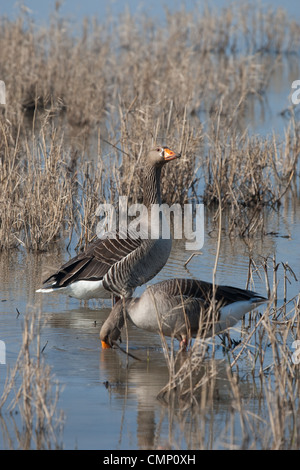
[0,307,64,449]
[1,2,299,251]
[155,241,299,448]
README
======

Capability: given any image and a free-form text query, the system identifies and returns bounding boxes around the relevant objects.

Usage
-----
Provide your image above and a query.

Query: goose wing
[147,278,267,338]
[42,230,143,288]
[149,278,267,306]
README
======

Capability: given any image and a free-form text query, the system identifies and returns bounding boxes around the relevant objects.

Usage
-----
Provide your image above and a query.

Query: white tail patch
[36,287,58,294]
[217,298,266,332]
[36,279,110,300]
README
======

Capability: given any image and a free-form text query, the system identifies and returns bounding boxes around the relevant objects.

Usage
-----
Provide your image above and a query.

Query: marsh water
[0,193,299,449]
[1,0,300,451]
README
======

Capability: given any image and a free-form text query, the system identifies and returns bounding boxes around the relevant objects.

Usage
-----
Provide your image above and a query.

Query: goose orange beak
[163,148,181,161]
[101,340,111,349]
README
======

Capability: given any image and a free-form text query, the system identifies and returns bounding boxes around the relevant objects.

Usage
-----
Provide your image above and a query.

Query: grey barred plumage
[100,278,268,349]
[36,146,181,300]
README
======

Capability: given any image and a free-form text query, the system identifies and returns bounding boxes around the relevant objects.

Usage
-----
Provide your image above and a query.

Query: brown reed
[0,2,299,251]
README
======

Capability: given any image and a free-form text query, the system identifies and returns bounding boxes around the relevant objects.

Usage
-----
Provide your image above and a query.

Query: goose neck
[143,165,162,207]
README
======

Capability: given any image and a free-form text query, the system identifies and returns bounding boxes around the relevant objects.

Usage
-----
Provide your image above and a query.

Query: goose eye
[156,148,161,152]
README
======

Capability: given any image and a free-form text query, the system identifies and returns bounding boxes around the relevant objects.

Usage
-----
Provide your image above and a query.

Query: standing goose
[36,146,181,300]
[100,278,267,349]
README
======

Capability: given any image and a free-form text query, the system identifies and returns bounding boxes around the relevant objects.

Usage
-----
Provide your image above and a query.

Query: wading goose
[100,278,267,349]
[36,146,181,300]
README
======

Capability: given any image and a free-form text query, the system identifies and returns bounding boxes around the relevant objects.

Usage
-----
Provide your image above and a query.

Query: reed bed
[155,255,300,449]
[0,0,300,450]
[0,1,299,251]
[0,307,64,449]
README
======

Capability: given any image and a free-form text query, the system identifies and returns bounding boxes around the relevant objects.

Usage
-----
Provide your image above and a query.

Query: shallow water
[1,0,300,450]
[0,193,299,449]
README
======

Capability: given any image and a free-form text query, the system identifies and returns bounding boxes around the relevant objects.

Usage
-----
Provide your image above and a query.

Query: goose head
[147,146,181,167]
[100,300,126,349]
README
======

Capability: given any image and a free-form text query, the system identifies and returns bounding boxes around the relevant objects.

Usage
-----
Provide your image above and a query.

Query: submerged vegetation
[0,1,300,450]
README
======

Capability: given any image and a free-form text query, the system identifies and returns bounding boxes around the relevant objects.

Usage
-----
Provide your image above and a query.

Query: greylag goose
[100,278,267,349]
[36,147,181,300]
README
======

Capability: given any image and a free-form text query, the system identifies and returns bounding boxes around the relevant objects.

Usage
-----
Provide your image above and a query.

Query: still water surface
[0,196,299,448]
[1,0,300,451]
